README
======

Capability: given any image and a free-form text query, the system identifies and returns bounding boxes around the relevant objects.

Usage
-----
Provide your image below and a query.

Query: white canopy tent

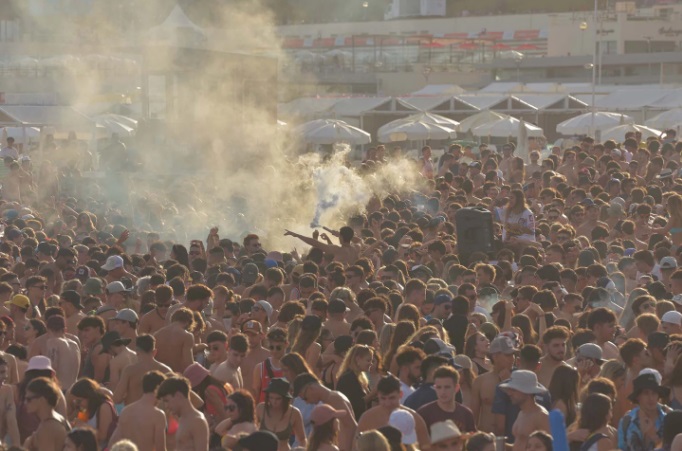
[458,111,510,133]
[378,120,456,142]
[295,119,371,145]
[472,117,544,137]
[645,109,682,130]
[556,112,634,135]
[600,124,662,142]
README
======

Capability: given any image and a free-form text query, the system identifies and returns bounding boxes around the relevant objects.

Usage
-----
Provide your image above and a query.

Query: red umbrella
[515,43,539,50]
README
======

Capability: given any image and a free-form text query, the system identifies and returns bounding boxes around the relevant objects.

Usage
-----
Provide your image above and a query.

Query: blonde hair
[357,431,390,451]
[337,345,373,391]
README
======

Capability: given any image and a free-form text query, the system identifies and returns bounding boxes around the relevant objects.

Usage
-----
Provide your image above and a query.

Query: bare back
[154,324,194,372]
[113,401,167,451]
[115,358,172,405]
[45,337,80,391]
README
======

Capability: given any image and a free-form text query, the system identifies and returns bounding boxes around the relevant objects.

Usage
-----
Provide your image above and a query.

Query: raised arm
[284,230,342,255]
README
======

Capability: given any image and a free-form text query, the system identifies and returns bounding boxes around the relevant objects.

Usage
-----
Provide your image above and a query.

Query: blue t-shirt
[491,380,552,443]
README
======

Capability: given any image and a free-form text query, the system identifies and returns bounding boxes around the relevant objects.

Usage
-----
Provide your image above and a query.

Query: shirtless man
[101,331,136,391]
[323,300,351,338]
[355,375,430,451]
[109,370,167,451]
[499,370,550,451]
[58,291,85,336]
[588,308,620,360]
[285,226,360,267]
[294,373,357,451]
[211,333,247,388]
[97,281,131,323]
[114,335,172,406]
[44,315,80,391]
[536,326,570,388]
[0,356,20,445]
[29,307,81,360]
[75,316,109,383]
[205,331,228,374]
[156,376,209,451]
[139,285,174,334]
[154,307,195,372]
[109,309,138,341]
[239,320,270,396]
[471,335,517,433]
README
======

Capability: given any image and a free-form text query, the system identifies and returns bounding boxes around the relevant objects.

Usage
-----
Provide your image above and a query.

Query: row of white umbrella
[292,109,672,145]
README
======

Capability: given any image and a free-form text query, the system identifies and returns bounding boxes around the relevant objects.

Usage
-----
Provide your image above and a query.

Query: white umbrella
[458,111,510,133]
[556,112,634,135]
[472,116,544,137]
[600,124,662,142]
[378,120,456,142]
[644,108,682,130]
[296,119,371,145]
[94,114,137,137]
[380,112,459,131]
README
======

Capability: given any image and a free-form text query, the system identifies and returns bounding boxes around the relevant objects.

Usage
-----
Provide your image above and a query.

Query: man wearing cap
[101,255,136,284]
[110,308,139,341]
[659,256,678,290]
[45,315,80,390]
[240,319,270,397]
[101,330,136,392]
[324,299,351,338]
[59,290,85,336]
[294,373,357,451]
[109,370,167,451]
[499,370,549,451]
[5,294,30,345]
[99,281,131,323]
[83,278,106,305]
[575,343,605,385]
[471,335,518,433]
[661,310,682,335]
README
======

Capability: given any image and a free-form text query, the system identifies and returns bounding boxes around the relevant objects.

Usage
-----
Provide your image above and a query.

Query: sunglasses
[269,344,283,351]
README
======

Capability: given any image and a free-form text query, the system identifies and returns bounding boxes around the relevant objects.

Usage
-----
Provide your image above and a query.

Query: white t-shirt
[400,381,415,404]
[498,207,536,242]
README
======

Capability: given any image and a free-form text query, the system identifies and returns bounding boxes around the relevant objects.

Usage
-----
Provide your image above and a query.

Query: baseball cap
[106,281,130,294]
[423,338,458,358]
[242,263,260,285]
[100,331,132,354]
[237,431,278,451]
[576,343,605,364]
[84,278,104,295]
[310,403,347,425]
[328,299,349,314]
[661,310,682,326]
[660,256,678,270]
[389,410,417,445]
[60,290,83,310]
[433,294,452,306]
[241,320,263,335]
[489,335,519,355]
[255,300,273,318]
[101,255,124,271]
[410,265,433,278]
[5,294,30,310]
[75,266,90,283]
[114,308,139,324]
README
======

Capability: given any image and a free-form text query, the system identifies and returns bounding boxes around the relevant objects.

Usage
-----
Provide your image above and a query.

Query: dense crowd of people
[0,130,681,451]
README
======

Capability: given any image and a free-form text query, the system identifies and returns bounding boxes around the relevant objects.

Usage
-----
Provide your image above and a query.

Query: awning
[0,105,95,132]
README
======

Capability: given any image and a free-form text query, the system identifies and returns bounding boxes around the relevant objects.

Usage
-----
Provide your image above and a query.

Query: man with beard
[395,346,424,403]
[536,326,571,387]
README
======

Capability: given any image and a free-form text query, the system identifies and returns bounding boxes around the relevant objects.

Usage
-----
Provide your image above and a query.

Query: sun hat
[629,372,667,402]
[430,420,469,444]
[310,404,347,425]
[26,356,54,373]
[183,362,211,388]
[499,370,546,395]
[389,409,417,445]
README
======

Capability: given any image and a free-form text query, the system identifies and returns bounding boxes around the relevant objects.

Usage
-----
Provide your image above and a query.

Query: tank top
[259,405,294,441]
[259,358,284,403]
[204,385,228,416]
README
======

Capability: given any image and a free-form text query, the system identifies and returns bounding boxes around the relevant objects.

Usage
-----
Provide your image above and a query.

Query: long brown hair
[306,418,338,451]
[549,365,580,426]
[383,321,416,371]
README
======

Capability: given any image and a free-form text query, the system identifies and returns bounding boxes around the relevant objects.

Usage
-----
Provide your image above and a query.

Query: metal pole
[591,0,597,138]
